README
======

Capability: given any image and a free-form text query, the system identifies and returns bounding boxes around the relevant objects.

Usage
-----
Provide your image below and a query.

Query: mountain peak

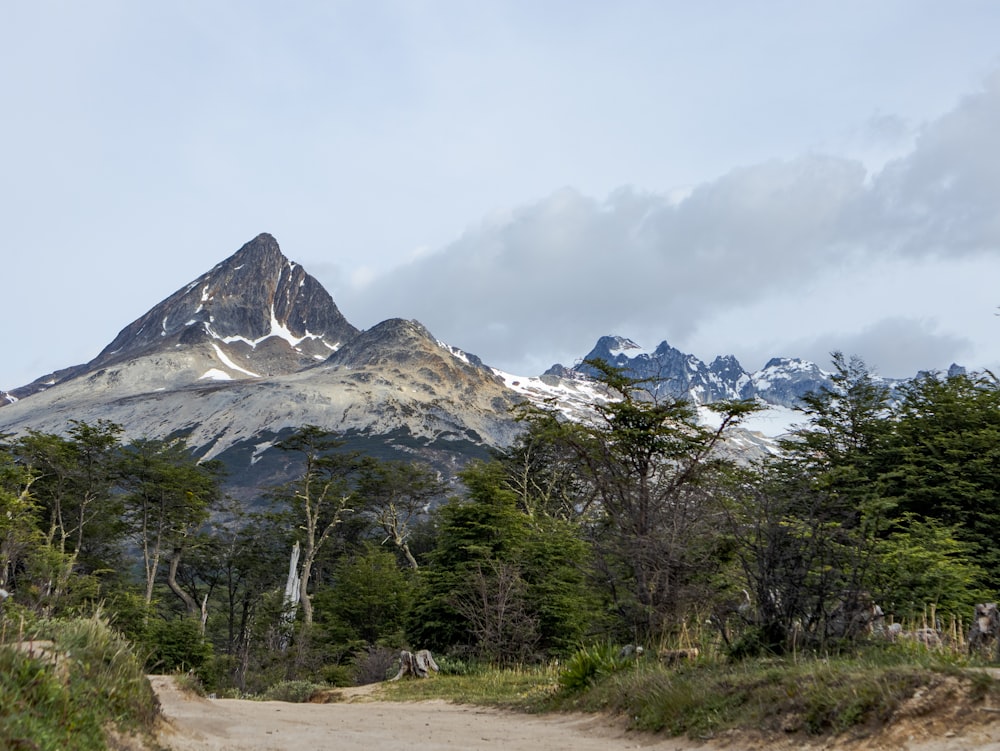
[225,232,282,266]
[327,318,486,373]
[584,335,648,365]
[89,234,358,373]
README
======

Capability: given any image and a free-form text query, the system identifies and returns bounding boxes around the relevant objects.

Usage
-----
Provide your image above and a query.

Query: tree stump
[389,649,440,680]
[969,603,1000,661]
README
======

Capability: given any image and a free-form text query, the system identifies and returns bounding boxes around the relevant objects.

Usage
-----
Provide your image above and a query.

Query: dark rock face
[749,357,833,408]
[551,335,836,409]
[569,336,757,404]
[1,234,361,404]
[92,233,358,369]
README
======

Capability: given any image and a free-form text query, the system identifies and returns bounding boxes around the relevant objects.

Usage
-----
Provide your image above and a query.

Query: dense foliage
[1,353,999,705]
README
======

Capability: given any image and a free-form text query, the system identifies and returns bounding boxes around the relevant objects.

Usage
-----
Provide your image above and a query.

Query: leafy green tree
[784,352,894,483]
[0,444,95,617]
[881,370,1000,594]
[525,358,760,641]
[876,513,985,621]
[13,421,125,601]
[318,543,413,645]
[411,459,596,661]
[0,446,41,592]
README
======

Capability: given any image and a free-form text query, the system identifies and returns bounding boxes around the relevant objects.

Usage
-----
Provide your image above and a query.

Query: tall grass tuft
[0,614,159,751]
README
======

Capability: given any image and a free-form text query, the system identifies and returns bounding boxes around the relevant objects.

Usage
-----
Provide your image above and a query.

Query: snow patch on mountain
[200,368,233,381]
[438,340,471,365]
[210,343,260,378]
[493,368,613,421]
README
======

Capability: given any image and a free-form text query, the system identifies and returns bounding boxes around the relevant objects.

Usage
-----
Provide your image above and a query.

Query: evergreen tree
[882,370,1000,594]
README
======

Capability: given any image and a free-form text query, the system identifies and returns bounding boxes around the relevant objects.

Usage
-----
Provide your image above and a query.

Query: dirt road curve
[150,675,702,751]
[149,675,1000,751]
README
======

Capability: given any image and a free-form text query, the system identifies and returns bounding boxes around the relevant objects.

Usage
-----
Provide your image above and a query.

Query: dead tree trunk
[279,542,301,650]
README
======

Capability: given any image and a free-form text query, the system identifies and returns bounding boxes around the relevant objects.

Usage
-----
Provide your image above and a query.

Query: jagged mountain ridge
[549,335,839,409]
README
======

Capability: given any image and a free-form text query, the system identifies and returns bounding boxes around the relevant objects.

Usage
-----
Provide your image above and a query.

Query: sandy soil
[150,675,1000,751]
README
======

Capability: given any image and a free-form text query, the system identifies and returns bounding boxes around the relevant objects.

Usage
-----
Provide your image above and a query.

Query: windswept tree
[120,437,223,611]
[274,425,360,626]
[357,458,447,570]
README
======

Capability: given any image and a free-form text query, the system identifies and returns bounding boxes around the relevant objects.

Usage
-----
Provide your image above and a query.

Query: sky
[3,2,1000,391]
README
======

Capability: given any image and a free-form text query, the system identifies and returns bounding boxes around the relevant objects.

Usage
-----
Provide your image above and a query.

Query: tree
[274,425,359,626]
[876,513,984,622]
[318,543,413,645]
[881,370,1000,594]
[13,420,125,600]
[722,354,904,652]
[496,408,593,522]
[0,446,40,592]
[411,459,597,660]
[120,438,222,610]
[196,508,294,691]
[452,558,539,665]
[357,458,447,570]
[528,358,760,641]
[0,442,94,617]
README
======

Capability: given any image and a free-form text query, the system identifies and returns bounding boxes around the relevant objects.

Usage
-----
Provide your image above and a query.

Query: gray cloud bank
[339,75,1000,379]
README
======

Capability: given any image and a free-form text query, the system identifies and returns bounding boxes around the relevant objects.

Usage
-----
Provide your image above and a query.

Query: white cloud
[340,76,1000,380]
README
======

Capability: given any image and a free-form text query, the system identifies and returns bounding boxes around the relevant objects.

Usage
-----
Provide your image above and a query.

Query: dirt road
[150,676,708,751]
[150,675,1000,751]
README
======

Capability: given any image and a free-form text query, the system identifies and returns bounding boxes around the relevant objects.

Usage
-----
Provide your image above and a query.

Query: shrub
[558,643,622,694]
[262,680,326,702]
[142,616,213,679]
[352,645,399,684]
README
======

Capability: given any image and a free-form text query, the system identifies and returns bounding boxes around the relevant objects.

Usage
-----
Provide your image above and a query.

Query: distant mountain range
[0,233,957,496]
[547,335,841,409]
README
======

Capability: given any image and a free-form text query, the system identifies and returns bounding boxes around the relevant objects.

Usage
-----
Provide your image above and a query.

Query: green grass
[0,614,160,751]
[379,662,561,708]
[371,644,1000,743]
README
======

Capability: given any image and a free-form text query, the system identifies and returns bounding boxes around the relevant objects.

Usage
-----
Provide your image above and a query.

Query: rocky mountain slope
[4,233,358,405]
[0,235,522,496]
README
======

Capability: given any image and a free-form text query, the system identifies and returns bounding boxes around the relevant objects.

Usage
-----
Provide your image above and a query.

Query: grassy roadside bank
[374,646,1000,745]
[0,615,160,751]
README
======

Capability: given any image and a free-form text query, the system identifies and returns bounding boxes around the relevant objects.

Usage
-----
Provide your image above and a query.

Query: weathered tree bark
[166,547,200,619]
[389,649,440,680]
[280,542,301,650]
[969,602,1000,661]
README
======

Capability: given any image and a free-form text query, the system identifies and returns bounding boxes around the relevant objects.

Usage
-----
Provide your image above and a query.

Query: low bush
[557,643,627,694]
[262,680,327,702]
